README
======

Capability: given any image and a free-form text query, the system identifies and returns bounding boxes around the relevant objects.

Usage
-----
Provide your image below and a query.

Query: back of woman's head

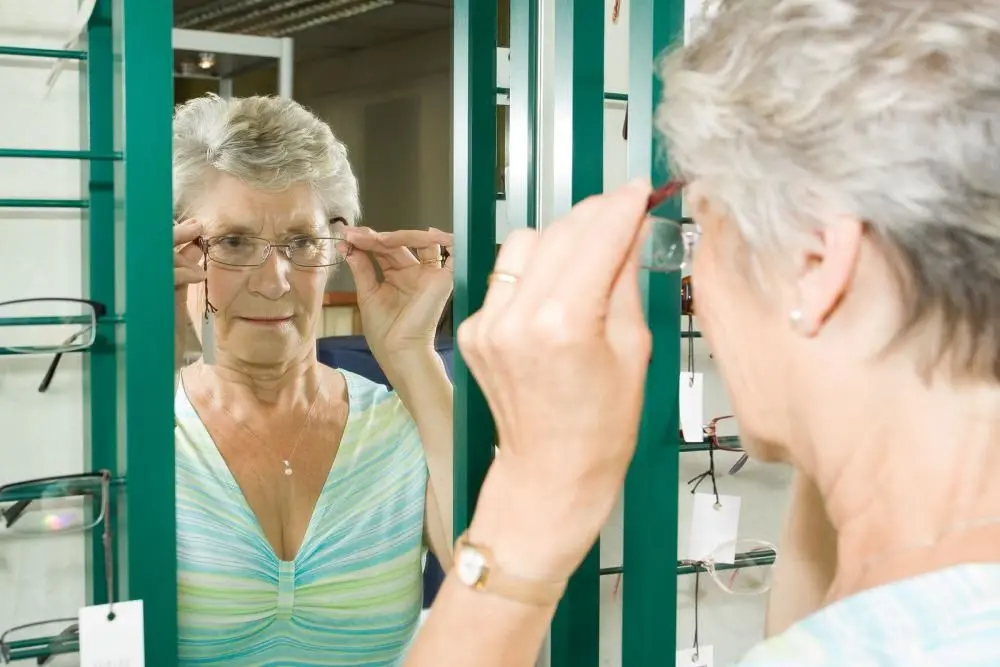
[172,94,360,224]
[656,0,1000,380]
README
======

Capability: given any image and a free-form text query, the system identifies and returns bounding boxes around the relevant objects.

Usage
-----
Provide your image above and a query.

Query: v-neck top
[175,369,427,666]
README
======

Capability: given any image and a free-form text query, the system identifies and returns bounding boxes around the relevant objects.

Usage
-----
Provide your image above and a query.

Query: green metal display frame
[0,1,177,663]
[549,1,604,666]
[623,1,684,664]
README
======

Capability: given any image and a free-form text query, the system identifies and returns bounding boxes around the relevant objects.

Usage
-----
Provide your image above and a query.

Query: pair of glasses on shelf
[0,472,115,664]
[0,297,107,393]
[679,538,778,596]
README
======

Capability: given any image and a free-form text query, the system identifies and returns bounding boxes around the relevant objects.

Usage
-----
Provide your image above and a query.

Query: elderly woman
[405,1,1000,665]
[170,94,453,666]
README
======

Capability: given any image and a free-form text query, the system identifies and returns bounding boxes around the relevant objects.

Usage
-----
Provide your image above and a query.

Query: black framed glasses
[0,298,105,355]
[0,472,116,662]
[0,619,78,664]
[0,471,110,538]
[641,180,700,273]
[199,217,352,268]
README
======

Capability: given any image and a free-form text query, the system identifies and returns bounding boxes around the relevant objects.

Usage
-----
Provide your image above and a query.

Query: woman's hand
[342,226,454,364]
[173,219,205,368]
[458,179,653,582]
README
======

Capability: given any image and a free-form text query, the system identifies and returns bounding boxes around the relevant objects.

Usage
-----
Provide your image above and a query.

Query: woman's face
[687,191,800,463]
[186,174,335,368]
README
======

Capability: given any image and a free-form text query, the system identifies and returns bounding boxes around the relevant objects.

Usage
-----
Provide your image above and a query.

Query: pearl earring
[789,309,803,327]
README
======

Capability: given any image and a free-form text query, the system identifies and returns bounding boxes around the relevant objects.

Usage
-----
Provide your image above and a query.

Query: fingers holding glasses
[514,179,652,326]
[173,219,205,288]
[341,226,416,271]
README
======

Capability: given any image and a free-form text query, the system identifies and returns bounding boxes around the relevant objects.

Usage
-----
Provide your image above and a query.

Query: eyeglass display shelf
[0,199,88,209]
[679,435,740,453]
[3,633,78,663]
[599,547,777,578]
[0,45,87,60]
[0,314,123,328]
[0,475,125,503]
[0,148,122,161]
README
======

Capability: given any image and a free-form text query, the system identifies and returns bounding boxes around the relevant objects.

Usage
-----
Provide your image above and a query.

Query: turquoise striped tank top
[174,369,427,666]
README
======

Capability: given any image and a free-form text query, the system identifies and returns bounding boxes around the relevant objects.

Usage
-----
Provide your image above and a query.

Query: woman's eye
[217,236,246,248]
[289,236,318,250]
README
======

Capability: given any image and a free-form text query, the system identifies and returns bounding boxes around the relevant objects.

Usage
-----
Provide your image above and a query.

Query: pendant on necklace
[282,460,293,476]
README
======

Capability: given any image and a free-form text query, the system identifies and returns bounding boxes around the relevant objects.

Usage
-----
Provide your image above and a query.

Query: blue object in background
[315,335,452,609]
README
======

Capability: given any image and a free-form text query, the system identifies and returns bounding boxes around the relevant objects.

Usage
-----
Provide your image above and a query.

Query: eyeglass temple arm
[2,500,30,528]
[33,625,77,666]
[38,326,92,393]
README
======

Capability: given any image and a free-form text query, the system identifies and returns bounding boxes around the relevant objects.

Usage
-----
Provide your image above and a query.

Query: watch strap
[454,531,566,607]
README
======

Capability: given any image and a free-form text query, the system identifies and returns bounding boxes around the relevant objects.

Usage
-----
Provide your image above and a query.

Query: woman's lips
[238,316,294,325]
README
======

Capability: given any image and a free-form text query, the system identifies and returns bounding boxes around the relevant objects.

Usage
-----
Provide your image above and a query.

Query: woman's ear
[793,216,864,336]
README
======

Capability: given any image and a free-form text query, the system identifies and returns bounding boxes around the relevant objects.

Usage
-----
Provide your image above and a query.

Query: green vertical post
[549,1,604,666]
[452,0,498,537]
[623,1,683,666]
[113,0,178,663]
[80,0,118,608]
[508,0,538,230]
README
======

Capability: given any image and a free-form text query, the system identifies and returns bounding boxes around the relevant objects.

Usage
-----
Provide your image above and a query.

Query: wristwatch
[453,532,566,606]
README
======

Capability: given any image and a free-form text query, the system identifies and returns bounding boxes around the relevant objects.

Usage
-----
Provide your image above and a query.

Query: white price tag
[679,372,704,443]
[79,600,145,667]
[677,645,714,667]
[687,493,741,564]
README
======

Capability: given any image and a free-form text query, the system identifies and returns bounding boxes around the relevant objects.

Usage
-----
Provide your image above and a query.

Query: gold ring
[488,271,520,285]
[420,257,444,265]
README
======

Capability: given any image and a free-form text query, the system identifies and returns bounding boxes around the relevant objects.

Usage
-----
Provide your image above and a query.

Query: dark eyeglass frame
[0,297,107,394]
[647,180,685,213]
[0,618,78,664]
[198,216,352,269]
[0,471,115,663]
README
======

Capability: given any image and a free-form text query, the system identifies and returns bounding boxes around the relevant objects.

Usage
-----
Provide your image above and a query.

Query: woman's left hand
[341,226,454,361]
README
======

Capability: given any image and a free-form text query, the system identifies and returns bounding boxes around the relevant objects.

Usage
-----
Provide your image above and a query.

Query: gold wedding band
[420,257,444,265]
[488,271,520,285]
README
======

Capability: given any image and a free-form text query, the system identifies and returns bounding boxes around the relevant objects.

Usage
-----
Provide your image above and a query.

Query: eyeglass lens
[0,475,106,537]
[0,299,97,355]
[640,181,693,273]
[204,235,349,267]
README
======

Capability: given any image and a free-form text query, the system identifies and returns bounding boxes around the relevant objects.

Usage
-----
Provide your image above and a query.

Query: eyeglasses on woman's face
[199,218,352,269]
[641,180,700,273]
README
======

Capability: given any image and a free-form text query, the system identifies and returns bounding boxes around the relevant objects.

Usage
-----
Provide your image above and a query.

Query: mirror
[170,1,455,664]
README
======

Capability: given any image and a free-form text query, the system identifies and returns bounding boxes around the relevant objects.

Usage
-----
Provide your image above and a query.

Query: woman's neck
[193,349,323,410]
[806,369,1000,602]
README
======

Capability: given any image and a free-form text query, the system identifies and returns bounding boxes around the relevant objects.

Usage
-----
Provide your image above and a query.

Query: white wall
[299,29,453,293]
[0,3,89,665]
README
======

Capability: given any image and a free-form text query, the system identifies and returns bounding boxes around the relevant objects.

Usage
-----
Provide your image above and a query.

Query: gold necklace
[204,377,325,477]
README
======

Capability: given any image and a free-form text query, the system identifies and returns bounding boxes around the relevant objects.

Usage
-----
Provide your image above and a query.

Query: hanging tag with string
[201,254,217,365]
[676,570,714,667]
[78,471,145,665]
[679,313,703,443]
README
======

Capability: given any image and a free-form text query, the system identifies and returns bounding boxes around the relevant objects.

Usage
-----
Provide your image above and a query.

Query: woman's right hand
[457,179,653,583]
[173,220,205,356]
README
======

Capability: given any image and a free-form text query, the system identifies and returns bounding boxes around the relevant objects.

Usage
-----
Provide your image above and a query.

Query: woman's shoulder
[735,564,1000,667]
[335,368,402,412]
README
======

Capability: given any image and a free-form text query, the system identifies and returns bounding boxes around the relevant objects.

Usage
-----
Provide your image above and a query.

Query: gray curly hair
[172,94,360,225]
[656,0,1000,379]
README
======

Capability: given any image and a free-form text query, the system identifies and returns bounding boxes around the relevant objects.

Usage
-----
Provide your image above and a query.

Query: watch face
[456,547,487,587]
